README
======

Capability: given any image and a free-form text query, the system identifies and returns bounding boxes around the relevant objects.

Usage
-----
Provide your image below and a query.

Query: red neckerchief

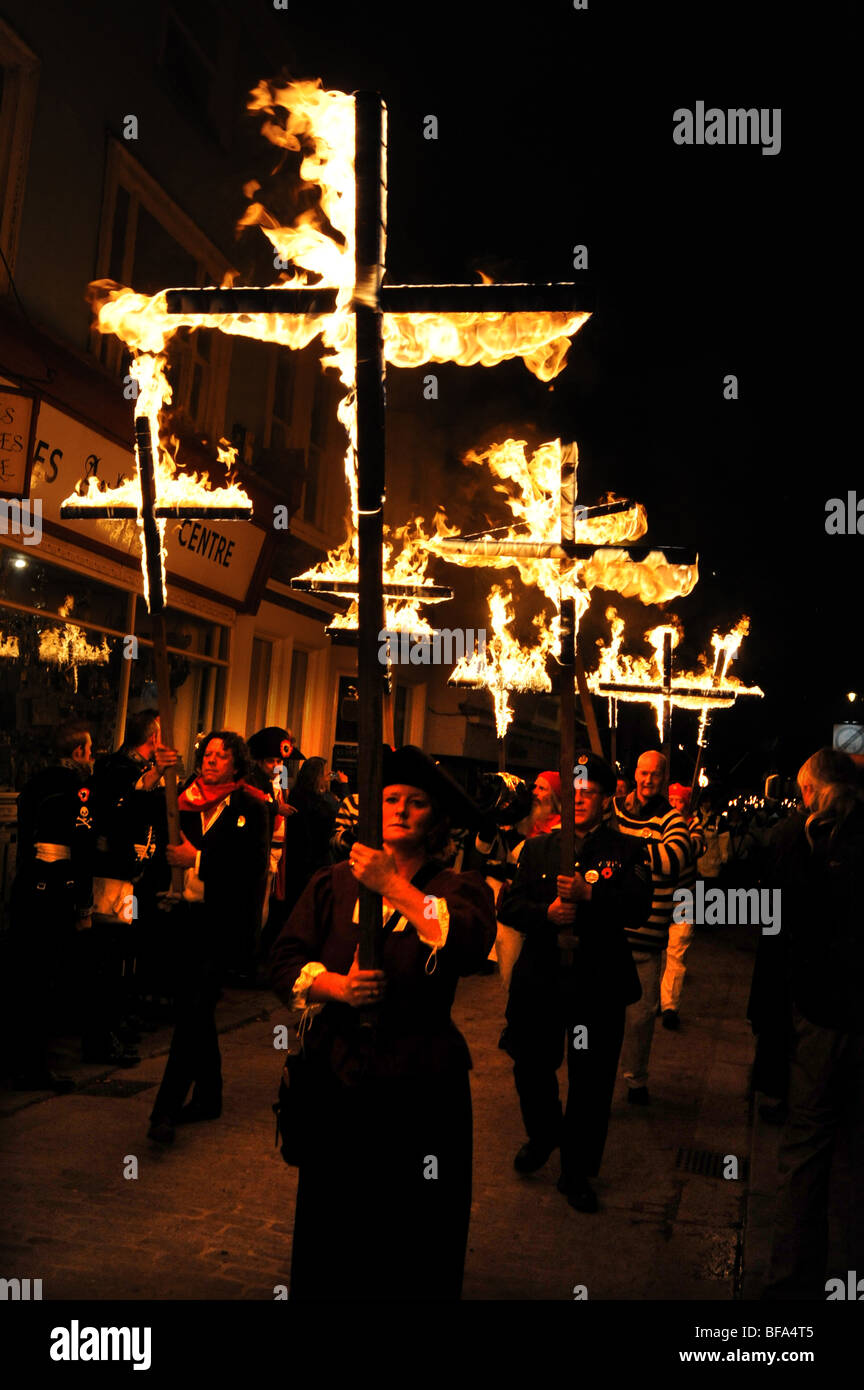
[178,777,269,814]
[530,812,561,837]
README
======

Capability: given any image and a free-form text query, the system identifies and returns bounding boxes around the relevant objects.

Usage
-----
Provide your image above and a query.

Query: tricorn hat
[382,745,478,825]
[248,726,301,761]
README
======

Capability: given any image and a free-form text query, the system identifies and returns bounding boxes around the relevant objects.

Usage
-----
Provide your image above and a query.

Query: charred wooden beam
[379,283,593,313]
[437,537,699,564]
[291,577,453,600]
[60,504,252,520]
[164,287,340,316]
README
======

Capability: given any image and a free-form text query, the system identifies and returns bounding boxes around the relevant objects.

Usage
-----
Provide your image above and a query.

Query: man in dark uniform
[497,752,652,1212]
[90,709,177,1031]
[7,721,95,1088]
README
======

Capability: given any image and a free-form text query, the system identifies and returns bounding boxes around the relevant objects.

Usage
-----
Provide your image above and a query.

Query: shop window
[247,636,273,738]
[0,547,229,789]
[93,142,231,434]
[286,648,308,749]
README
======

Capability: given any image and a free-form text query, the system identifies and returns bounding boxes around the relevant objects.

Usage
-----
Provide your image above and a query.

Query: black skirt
[289,1065,473,1301]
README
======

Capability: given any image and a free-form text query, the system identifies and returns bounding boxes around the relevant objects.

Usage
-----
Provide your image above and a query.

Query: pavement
[0,922,785,1301]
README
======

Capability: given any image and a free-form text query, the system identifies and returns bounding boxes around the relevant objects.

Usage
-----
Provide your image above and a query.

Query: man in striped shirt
[613,750,691,1104]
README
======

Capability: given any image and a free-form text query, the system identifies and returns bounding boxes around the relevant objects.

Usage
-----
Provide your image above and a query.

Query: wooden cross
[155,92,592,963]
[436,444,697,870]
[592,621,762,790]
[61,414,252,892]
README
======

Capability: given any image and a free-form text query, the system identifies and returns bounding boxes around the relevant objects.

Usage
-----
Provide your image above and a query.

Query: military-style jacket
[497,822,652,1004]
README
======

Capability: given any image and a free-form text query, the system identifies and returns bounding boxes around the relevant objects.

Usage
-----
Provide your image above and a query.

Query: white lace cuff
[416,896,450,973]
[291,961,328,1009]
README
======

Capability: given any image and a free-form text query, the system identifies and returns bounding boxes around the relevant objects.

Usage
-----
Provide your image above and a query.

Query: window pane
[132,205,199,296]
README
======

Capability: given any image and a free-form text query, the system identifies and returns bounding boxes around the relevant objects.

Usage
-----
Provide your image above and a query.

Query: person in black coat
[763,748,864,1299]
[6,720,96,1088]
[497,752,652,1212]
[269,746,496,1300]
[147,730,269,1142]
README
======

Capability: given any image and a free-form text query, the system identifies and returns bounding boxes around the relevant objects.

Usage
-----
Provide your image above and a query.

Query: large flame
[450,585,556,738]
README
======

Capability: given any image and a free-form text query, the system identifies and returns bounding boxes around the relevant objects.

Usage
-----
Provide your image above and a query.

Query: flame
[0,632,19,658]
[450,585,556,738]
[39,597,111,692]
[590,607,763,736]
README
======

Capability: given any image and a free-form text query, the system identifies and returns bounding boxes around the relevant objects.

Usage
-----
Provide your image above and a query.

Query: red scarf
[178,777,269,814]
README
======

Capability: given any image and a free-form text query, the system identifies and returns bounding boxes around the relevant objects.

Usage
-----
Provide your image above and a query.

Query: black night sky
[255,1,859,782]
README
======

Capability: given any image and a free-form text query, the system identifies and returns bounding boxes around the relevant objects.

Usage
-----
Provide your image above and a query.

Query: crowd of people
[2,716,861,1302]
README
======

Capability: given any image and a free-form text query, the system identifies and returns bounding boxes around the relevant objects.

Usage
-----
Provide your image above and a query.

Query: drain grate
[78,1078,156,1098]
[676,1147,749,1181]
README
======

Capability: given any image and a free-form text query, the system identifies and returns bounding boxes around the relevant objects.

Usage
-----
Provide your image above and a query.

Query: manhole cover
[78,1079,156,1098]
[676,1147,749,1180]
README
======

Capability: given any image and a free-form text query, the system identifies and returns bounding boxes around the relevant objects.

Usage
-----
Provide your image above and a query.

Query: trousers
[151,905,224,1120]
[620,950,662,1089]
[764,1008,864,1299]
[661,920,694,1012]
[506,972,626,1180]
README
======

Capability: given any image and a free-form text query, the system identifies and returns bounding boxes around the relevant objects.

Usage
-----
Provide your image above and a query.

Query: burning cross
[60,389,252,890]
[591,614,763,792]
[150,89,593,959]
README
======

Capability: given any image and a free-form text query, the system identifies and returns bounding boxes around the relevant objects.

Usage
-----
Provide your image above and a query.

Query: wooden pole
[134,417,183,896]
[661,628,673,779]
[354,92,386,972]
[114,590,137,750]
[558,445,577,876]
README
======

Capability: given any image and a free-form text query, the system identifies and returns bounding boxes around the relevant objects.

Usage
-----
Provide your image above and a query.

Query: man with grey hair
[613,750,691,1104]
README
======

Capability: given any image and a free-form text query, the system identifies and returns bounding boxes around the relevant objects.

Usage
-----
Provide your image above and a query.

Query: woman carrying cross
[269,746,495,1300]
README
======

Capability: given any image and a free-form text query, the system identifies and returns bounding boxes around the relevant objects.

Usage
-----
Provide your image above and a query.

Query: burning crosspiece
[38,597,111,693]
[590,608,764,749]
[59,356,252,614]
[291,518,456,650]
[434,438,699,742]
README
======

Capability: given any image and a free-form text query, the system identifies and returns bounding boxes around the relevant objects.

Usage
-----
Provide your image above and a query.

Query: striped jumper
[612,793,692,953]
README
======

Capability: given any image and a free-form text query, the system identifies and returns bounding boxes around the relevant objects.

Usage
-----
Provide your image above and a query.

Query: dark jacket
[269,860,496,1081]
[498,822,652,1005]
[13,762,94,914]
[179,786,270,963]
[90,750,170,892]
[784,804,864,1033]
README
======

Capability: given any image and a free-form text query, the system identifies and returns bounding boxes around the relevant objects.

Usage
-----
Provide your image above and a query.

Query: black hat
[248,726,297,761]
[382,745,478,825]
[573,750,617,796]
